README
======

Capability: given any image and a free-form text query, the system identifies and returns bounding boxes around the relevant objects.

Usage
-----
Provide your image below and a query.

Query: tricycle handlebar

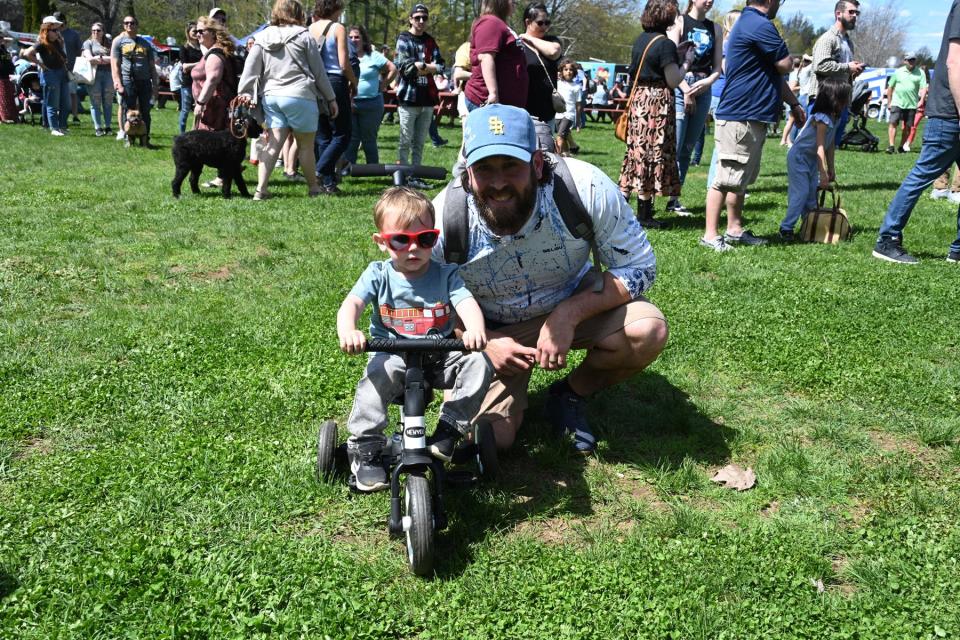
[366,337,465,353]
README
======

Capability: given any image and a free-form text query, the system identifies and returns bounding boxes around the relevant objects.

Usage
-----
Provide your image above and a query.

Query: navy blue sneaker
[427,420,462,462]
[545,381,597,454]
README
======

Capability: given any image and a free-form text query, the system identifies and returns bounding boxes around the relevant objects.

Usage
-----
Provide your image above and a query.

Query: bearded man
[431,104,668,453]
[808,0,865,145]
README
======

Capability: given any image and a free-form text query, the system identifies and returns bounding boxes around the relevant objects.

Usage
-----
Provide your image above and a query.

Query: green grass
[2,109,959,638]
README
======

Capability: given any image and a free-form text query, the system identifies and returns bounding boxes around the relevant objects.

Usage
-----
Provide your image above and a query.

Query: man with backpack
[431,104,667,454]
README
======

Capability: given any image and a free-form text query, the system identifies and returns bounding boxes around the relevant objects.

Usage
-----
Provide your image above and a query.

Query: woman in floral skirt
[618,0,695,227]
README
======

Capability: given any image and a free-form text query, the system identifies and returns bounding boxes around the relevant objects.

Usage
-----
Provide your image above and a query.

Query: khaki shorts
[712,120,767,193]
[476,295,666,422]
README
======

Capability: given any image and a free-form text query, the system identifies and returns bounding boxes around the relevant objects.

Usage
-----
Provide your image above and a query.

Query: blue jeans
[781,144,820,232]
[878,117,960,253]
[179,85,194,133]
[429,116,445,145]
[315,75,352,185]
[346,94,384,164]
[675,77,712,184]
[121,78,153,134]
[41,67,70,131]
[88,70,114,131]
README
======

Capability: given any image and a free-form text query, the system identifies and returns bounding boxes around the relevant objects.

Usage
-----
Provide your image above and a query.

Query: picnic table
[383,90,459,126]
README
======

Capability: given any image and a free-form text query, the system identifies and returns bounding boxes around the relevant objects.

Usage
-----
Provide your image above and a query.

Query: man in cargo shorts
[699,0,805,252]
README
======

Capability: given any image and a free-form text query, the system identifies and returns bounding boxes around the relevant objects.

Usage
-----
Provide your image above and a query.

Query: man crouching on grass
[431,104,669,454]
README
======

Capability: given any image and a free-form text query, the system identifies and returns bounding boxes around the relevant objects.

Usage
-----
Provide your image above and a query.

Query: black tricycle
[315,337,498,576]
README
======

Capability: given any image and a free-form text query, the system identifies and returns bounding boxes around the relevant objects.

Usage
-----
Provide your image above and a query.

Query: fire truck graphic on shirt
[378,302,454,336]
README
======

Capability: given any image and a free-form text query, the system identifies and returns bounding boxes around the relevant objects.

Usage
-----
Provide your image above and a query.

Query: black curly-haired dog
[171,118,262,199]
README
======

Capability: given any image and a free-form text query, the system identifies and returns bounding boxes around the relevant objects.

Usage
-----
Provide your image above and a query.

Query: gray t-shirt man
[110,34,155,83]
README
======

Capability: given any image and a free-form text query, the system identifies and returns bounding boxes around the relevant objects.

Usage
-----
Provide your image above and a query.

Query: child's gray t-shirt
[349,259,473,339]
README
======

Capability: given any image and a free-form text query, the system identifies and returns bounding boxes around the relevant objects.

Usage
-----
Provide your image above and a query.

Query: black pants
[121,78,153,133]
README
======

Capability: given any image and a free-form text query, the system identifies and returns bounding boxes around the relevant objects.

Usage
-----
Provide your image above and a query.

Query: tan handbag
[800,188,852,244]
[615,34,664,142]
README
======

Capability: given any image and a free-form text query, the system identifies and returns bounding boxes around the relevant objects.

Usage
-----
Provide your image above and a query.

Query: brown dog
[123,109,148,147]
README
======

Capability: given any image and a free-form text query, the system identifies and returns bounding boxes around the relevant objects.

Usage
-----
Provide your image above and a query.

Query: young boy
[337,187,492,492]
[554,58,582,156]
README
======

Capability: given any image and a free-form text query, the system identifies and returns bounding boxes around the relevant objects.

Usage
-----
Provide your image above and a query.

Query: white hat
[41,16,63,26]
[209,7,226,18]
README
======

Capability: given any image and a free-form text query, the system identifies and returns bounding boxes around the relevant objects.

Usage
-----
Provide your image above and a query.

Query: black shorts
[555,117,574,138]
[889,106,917,126]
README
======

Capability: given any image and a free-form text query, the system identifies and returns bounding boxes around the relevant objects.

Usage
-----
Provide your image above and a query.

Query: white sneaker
[50,129,65,136]
[932,188,950,200]
[948,192,960,204]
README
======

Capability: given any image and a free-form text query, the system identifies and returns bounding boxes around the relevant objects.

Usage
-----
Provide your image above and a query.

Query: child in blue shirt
[780,77,851,238]
[337,186,492,492]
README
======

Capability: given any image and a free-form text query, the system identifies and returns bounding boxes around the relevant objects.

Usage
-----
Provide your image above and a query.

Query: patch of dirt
[868,430,949,473]
[613,473,667,510]
[255,245,272,257]
[195,265,235,282]
[829,555,857,596]
[869,430,921,456]
[512,517,583,545]
[760,500,780,517]
[168,264,188,275]
[15,437,53,459]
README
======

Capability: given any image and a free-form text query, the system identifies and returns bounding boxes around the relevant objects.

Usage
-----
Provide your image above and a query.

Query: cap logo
[488,116,505,135]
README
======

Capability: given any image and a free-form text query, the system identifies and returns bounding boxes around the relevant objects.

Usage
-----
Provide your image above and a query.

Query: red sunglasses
[380,229,440,251]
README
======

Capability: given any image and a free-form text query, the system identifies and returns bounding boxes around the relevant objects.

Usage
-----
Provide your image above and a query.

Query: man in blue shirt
[700,0,804,252]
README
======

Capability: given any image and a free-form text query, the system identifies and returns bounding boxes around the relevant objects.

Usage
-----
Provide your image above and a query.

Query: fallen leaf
[810,578,825,594]
[710,464,756,491]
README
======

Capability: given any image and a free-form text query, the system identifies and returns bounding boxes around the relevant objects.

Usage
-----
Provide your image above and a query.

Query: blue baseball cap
[462,104,537,167]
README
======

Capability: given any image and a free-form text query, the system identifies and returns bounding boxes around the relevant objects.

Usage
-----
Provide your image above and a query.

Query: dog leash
[228,97,250,140]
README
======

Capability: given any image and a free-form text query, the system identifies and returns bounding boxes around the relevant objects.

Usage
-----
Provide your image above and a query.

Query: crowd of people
[1,0,958,254]
[1,0,958,482]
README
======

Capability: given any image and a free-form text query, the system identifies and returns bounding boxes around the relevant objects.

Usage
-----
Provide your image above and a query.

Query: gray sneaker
[699,235,734,252]
[724,230,768,246]
[348,440,388,492]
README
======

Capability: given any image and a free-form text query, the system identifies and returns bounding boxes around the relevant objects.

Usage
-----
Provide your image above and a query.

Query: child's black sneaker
[947,250,960,263]
[427,420,462,462]
[348,441,388,492]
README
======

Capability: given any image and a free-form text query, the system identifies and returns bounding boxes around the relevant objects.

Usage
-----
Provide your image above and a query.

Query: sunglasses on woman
[380,229,440,251]
[195,29,208,35]
[535,19,551,27]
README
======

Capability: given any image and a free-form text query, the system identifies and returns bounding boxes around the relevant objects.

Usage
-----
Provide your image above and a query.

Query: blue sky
[721,0,949,54]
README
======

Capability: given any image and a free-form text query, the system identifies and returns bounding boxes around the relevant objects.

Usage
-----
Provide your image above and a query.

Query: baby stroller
[16,68,42,125]
[838,79,879,152]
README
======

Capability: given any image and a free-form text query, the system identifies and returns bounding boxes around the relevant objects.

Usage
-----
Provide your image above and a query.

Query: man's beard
[474,169,539,236]
[840,16,856,30]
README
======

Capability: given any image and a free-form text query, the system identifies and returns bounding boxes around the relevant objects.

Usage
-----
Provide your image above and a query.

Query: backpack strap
[442,180,470,265]
[549,154,604,293]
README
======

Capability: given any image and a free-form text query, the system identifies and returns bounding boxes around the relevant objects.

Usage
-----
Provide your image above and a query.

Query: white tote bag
[72,57,95,84]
